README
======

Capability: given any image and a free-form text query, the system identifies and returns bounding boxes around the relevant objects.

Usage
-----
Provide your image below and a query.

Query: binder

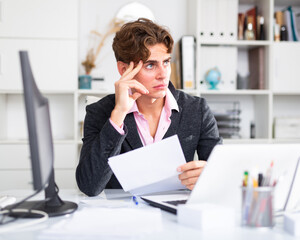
[283,10,293,41]
[199,0,217,41]
[179,36,196,90]
[225,0,238,41]
[248,47,264,89]
[216,0,227,41]
[288,6,299,41]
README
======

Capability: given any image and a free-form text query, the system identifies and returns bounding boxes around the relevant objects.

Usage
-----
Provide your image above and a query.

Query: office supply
[209,101,241,139]
[4,51,78,218]
[179,36,196,90]
[200,0,238,42]
[0,196,16,209]
[241,186,274,227]
[225,0,238,41]
[284,212,300,236]
[283,9,294,41]
[132,196,139,205]
[248,47,264,89]
[177,203,236,230]
[199,0,217,41]
[274,117,300,139]
[108,135,186,195]
[142,144,300,215]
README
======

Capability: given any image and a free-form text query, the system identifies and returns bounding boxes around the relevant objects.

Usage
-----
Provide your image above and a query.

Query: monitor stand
[5,171,78,218]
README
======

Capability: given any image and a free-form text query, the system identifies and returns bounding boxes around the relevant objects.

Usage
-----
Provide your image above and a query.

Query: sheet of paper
[108,135,186,195]
[39,208,162,239]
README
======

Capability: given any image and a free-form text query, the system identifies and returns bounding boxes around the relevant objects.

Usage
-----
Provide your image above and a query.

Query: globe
[204,68,221,90]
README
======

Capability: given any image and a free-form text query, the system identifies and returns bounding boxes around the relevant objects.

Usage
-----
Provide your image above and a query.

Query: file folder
[179,36,196,90]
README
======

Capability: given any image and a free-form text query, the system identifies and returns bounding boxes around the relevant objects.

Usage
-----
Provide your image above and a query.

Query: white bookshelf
[188,0,300,143]
[1,0,300,191]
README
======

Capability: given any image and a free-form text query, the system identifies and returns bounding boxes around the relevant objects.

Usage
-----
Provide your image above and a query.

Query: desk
[0,189,298,240]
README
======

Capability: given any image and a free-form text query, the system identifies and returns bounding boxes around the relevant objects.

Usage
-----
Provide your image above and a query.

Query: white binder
[180,36,196,90]
[200,0,238,42]
[199,0,217,41]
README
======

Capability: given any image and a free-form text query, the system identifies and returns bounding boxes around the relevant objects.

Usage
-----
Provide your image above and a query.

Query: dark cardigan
[76,83,222,196]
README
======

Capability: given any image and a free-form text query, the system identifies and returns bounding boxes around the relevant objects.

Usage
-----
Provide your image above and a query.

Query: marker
[243,171,249,187]
[132,196,139,205]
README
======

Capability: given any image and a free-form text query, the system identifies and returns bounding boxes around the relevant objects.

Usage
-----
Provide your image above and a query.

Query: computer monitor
[7,51,78,217]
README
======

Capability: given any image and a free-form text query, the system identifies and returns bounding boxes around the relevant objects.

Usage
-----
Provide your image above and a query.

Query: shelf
[275,0,300,7]
[271,139,300,144]
[273,91,300,96]
[77,89,113,95]
[0,90,76,95]
[223,138,272,144]
[200,40,271,48]
[0,139,76,144]
[181,89,199,95]
[272,41,300,46]
[200,90,270,95]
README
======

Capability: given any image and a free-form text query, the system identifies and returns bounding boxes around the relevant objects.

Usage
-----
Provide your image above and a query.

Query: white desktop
[0,188,298,240]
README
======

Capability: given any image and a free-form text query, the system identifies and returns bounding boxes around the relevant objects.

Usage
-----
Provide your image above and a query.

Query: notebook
[141,144,300,214]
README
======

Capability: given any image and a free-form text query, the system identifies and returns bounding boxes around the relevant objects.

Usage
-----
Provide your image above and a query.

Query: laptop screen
[188,143,300,211]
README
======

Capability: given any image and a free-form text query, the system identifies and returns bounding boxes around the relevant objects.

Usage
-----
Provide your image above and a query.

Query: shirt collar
[128,88,179,114]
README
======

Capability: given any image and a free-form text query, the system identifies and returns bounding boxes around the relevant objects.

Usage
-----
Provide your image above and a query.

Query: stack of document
[108,135,187,195]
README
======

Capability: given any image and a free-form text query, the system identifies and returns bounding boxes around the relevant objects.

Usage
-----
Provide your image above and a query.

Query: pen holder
[241,187,274,228]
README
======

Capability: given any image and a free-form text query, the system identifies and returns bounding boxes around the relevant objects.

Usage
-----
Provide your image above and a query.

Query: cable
[0,209,48,233]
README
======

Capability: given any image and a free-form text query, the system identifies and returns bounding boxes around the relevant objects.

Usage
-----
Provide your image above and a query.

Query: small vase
[79,75,92,89]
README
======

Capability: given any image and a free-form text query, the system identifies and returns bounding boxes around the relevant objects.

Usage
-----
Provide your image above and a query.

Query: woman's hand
[177,160,207,190]
[110,61,149,127]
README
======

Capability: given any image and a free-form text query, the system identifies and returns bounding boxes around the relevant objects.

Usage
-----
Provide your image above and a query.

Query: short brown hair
[112,18,173,63]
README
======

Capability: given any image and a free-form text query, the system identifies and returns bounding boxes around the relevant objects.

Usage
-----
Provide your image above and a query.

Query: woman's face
[134,43,171,100]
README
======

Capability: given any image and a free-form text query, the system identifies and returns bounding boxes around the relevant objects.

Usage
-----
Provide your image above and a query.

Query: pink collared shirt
[109,88,179,146]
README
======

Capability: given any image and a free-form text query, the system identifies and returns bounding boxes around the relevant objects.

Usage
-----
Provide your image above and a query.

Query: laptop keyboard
[163,199,187,206]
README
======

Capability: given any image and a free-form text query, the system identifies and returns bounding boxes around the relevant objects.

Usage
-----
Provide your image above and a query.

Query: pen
[132,196,139,205]
[258,173,263,187]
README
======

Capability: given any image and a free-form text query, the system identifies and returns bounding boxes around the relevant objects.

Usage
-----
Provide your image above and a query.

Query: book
[275,11,283,27]
[170,62,181,89]
[288,6,299,41]
[246,6,258,40]
[283,9,293,41]
[238,13,245,40]
[248,47,264,89]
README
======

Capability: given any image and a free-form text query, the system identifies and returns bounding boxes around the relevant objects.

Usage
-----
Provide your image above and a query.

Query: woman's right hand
[110,61,149,127]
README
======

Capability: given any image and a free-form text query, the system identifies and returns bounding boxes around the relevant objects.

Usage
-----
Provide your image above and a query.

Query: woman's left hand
[177,160,207,190]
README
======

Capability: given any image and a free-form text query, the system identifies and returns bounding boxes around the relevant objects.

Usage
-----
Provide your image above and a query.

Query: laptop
[141,143,300,214]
